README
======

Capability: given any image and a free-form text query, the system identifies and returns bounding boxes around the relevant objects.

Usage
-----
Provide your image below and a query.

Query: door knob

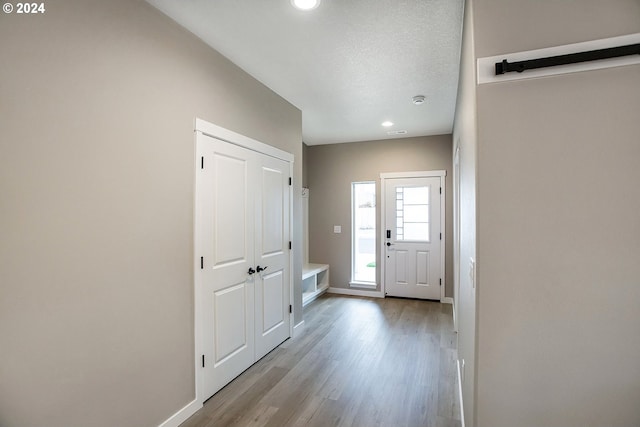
[256,265,268,272]
[248,267,256,275]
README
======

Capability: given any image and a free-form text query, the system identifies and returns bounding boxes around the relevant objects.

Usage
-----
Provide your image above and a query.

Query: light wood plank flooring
[181,294,461,427]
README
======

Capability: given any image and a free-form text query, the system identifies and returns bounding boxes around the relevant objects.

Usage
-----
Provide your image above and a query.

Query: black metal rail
[495,43,640,75]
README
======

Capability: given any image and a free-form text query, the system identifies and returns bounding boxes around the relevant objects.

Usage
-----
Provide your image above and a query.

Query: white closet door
[254,154,290,359]
[199,135,257,399]
[196,129,292,401]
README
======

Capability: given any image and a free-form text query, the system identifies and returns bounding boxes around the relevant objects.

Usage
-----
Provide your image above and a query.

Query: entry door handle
[248,267,256,275]
[256,265,268,272]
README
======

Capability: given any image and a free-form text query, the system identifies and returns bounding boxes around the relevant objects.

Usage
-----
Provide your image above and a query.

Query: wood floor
[180,294,461,427]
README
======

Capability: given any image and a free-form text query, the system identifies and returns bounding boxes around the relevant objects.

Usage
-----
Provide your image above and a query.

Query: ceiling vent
[412,95,426,105]
[387,130,408,135]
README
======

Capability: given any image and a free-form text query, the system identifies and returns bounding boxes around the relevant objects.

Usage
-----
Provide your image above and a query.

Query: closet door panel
[199,135,256,400]
[255,155,291,360]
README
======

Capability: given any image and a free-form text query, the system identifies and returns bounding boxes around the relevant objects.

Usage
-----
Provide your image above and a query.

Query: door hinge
[200,257,203,269]
[440,278,442,286]
[440,233,442,240]
[201,156,204,169]
[289,241,292,250]
[289,304,292,314]
[202,354,205,367]
[439,187,442,194]
[289,177,292,186]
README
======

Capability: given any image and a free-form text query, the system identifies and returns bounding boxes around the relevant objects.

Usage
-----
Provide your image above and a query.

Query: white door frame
[453,144,460,331]
[380,170,446,302]
[193,118,294,405]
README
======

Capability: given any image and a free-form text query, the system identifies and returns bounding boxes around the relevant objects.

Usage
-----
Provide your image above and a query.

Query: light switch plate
[333,225,341,233]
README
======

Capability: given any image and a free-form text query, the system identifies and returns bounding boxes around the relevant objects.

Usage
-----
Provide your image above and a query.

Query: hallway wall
[0,2,302,426]
[472,1,640,426]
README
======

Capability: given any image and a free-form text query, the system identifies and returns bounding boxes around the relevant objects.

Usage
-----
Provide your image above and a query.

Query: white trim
[327,287,384,299]
[453,144,460,333]
[293,320,305,338]
[457,359,466,427]
[380,170,446,179]
[439,174,446,303]
[380,176,387,298]
[288,161,295,340]
[349,281,377,289]
[195,118,294,162]
[379,170,447,302]
[442,297,453,305]
[192,135,203,417]
[477,33,640,85]
[157,398,201,427]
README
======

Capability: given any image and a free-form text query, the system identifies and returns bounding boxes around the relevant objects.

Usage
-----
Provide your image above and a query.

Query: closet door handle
[256,265,267,272]
[248,267,256,275]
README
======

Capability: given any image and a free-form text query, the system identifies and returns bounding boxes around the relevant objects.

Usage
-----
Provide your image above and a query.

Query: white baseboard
[293,320,305,338]
[457,359,465,427]
[327,287,384,299]
[158,398,201,427]
[442,296,453,304]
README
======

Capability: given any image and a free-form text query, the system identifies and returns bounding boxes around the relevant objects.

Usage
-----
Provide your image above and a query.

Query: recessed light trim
[291,0,321,10]
[381,121,394,127]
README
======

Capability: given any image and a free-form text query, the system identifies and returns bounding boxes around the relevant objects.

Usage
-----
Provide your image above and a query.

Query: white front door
[383,175,443,300]
[254,154,290,360]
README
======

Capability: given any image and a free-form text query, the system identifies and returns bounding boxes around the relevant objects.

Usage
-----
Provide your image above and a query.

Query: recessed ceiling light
[381,121,394,127]
[412,95,426,105]
[291,0,321,10]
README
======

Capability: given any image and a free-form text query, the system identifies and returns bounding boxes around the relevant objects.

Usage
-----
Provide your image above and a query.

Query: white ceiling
[147,0,464,145]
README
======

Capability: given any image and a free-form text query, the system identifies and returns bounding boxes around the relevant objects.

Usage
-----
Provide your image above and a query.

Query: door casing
[380,170,446,302]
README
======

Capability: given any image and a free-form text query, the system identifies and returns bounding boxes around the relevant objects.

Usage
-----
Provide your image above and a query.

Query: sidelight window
[351,182,376,285]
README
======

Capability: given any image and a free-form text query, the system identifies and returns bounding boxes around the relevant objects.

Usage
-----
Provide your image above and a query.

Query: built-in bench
[302,263,329,306]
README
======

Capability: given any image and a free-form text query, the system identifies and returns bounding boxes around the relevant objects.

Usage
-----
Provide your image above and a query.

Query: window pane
[403,186,429,205]
[395,185,430,242]
[403,205,429,222]
[404,223,429,241]
[353,182,376,283]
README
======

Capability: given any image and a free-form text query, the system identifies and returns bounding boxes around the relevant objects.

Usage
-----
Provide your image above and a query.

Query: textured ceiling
[147,0,464,145]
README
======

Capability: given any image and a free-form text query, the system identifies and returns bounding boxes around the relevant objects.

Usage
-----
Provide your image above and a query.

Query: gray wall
[451,0,477,423]
[303,142,309,188]
[0,1,302,426]
[306,136,453,297]
[464,0,640,426]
